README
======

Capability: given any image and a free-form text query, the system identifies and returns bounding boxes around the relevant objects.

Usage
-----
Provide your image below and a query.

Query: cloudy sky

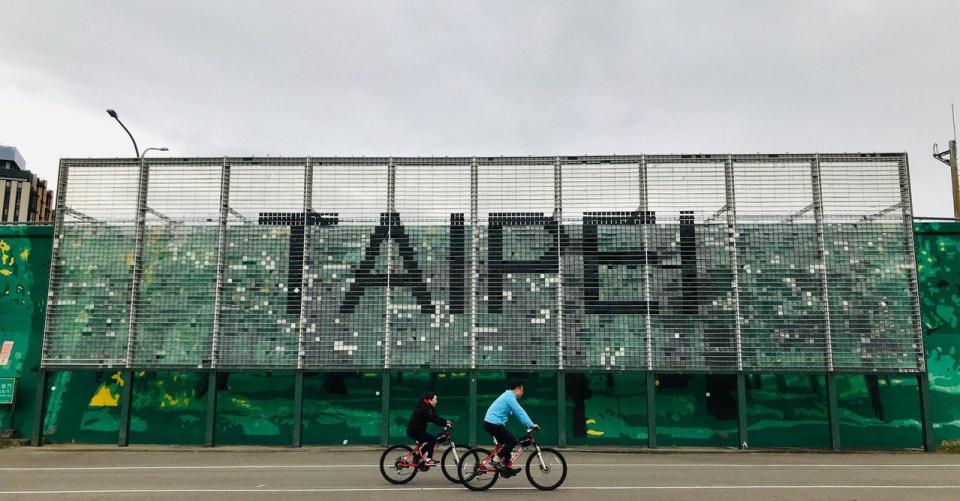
[1,1,957,216]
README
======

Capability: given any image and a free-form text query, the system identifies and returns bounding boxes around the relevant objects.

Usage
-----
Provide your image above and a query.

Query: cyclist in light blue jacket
[483,382,539,477]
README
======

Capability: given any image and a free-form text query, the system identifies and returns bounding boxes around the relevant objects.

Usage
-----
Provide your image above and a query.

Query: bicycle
[457,427,567,491]
[379,424,464,485]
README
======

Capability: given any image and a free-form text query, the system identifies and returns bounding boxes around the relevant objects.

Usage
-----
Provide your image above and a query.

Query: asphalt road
[2,447,960,500]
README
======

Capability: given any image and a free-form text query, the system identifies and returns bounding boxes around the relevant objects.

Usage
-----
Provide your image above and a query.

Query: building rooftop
[0,145,26,170]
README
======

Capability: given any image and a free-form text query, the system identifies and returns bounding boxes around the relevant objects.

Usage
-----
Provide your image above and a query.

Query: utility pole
[933,105,959,219]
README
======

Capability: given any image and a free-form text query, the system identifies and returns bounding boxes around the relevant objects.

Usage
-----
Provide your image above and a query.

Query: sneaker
[497,464,521,477]
[419,458,438,467]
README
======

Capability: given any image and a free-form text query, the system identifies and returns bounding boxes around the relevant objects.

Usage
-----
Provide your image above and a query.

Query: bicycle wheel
[525,447,567,491]
[457,447,499,491]
[379,445,419,485]
[441,444,464,484]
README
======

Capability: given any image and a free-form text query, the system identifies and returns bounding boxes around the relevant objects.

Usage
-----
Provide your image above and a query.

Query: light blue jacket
[483,390,534,428]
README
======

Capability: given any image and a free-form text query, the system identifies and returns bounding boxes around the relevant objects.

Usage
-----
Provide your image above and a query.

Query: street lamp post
[106,109,140,157]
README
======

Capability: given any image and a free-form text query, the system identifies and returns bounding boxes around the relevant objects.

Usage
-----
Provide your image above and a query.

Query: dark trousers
[483,421,517,464]
[407,430,438,459]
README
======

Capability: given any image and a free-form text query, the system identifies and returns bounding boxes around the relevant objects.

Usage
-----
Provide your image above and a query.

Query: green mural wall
[0,226,51,439]
[917,222,960,445]
[6,222,960,449]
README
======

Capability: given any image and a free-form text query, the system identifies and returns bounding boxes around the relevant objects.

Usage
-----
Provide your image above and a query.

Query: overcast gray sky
[1,1,957,216]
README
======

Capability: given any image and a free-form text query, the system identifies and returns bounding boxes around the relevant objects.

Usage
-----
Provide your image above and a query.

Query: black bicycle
[379,424,465,484]
[457,427,567,491]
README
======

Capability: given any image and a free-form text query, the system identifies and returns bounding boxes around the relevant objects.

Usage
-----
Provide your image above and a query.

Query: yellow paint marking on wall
[585,418,597,424]
[112,372,126,386]
[0,240,9,253]
[587,430,605,436]
[232,397,252,410]
[89,386,120,407]
[0,269,10,277]
[20,248,29,260]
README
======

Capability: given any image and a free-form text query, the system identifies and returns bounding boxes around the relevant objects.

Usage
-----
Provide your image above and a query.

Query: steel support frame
[810,154,835,372]
[469,158,479,370]
[384,159,395,370]
[124,157,150,369]
[118,153,150,447]
[33,159,70,446]
[640,157,654,371]
[724,156,744,372]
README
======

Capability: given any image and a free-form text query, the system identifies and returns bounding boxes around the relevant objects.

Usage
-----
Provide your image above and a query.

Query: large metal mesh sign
[42,154,924,373]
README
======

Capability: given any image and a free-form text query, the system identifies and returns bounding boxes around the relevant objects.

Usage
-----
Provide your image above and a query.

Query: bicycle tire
[525,447,567,491]
[457,447,498,491]
[441,444,463,484]
[379,445,419,485]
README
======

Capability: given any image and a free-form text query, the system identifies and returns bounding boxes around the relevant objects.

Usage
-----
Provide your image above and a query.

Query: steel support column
[30,369,48,447]
[557,372,566,447]
[118,370,134,447]
[647,371,656,448]
[919,372,935,452]
[380,371,391,446]
[293,370,304,447]
[468,371,478,446]
[737,372,748,449]
[205,370,218,447]
[826,373,840,451]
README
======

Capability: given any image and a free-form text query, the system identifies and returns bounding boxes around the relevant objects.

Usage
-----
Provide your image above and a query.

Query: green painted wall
[916,222,960,444]
[0,226,51,439]
[5,222,960,449]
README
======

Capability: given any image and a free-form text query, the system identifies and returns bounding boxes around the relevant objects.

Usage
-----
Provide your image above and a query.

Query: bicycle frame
[395,430,456,469]
[476,431,545,473]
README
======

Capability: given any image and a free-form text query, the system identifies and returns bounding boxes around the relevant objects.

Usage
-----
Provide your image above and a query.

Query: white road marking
[2,463,960,471]
[2,485,960,495]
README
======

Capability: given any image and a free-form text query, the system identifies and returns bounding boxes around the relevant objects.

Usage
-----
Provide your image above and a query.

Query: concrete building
[0,146,54,223]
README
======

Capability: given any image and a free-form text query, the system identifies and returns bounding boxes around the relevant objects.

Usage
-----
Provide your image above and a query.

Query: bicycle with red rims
[379,424,464,485]
[457,427,567,491]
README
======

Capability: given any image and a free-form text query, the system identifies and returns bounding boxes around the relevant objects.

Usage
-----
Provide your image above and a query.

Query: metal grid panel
[560,161,647,370]
[304,163,388,369]
[734,162,827,370]
[646,160,737,371]
[42,154,924,373]
[389,162,471,369]
[476,159,558,368]
[43,161,139,367]
[217,163,305,368]
[132,163,222,368]
[819,159,921,372]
